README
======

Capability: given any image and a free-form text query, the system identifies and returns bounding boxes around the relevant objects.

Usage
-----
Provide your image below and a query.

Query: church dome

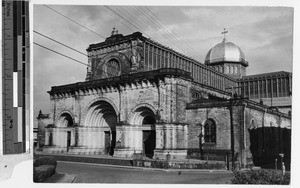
[205,39,248,67]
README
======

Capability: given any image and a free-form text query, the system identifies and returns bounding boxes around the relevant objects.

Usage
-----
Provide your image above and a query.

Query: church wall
[190,82,230,100]
[121,84,159,123]
[173,78,191,123]
[185,103,290,167]
[51,97,76,124]
[186,107,231,151]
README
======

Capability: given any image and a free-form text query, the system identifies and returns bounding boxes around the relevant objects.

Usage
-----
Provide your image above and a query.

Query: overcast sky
[33,4,294,124]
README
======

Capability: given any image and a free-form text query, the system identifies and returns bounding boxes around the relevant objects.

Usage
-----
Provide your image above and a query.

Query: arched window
[204,119,216,143]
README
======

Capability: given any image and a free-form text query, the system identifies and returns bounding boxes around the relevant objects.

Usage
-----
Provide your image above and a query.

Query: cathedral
[37,29,292,168]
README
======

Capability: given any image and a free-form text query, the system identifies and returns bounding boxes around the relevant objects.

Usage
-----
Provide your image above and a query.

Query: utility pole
[225,85,244,170]
[229,99,235,170]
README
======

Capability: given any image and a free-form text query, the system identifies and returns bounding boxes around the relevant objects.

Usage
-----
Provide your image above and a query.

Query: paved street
[56,161,233,184]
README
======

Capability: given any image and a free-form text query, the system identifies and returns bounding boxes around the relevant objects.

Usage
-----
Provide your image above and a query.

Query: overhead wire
[97,6,136,33]
[36,6,232,100]
[103,5,203,73]
[117,6,202,61]
[34,30,87,57]
[33,41,115,77]
[140,6,205,61]
[43,5,204,62]
[43,5,106,39]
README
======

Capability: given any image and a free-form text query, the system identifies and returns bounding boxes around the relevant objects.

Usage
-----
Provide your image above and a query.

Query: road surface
[56,161,233,184]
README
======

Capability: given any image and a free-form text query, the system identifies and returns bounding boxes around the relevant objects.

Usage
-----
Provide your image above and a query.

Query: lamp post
[279,153,285,175]
[229,99,235,170]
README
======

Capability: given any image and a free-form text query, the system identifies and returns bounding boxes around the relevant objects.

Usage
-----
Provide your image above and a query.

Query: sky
[33,3,294,126]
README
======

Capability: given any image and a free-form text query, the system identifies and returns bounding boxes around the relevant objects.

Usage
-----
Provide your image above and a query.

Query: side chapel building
[38,29,292,168]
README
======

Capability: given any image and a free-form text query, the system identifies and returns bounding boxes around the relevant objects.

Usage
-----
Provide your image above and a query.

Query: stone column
[55,129,59,147]
[165,125,172,149]
[83,128,87,147]
[90,128,95,148]
[45,131,49,145]
[183,125,188,149]
[172,125,177,149]
[99,129,105,149]
[123,126,129,148]
[71,129,75,146]
[155,125,164,149]
[85,128,89,148]
[61,129,66,147]
[78,127,83,146]
[136,127,143,151]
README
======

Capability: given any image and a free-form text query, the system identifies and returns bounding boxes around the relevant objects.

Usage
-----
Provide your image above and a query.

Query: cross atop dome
[221,28,228,42]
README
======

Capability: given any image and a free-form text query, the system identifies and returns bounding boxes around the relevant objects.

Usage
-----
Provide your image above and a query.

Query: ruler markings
[2,0,30,154]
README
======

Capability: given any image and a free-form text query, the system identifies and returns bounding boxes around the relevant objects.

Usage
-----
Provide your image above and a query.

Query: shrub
[231,169,290,184]
[33,156,57,182]
[33,165,56,182]
[34,156,57,168]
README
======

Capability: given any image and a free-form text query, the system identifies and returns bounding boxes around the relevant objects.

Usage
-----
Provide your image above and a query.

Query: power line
[34,30,87,57]
[104,6,201,68]
[43,5,106,39]
[43,5,204,63]
[35,7,232,97]
[104,6,142,34]
[113,6,203,62]
[34,42,88,67]
[142,6,204,61]
[97,6,136,33]
[44,4,203,66]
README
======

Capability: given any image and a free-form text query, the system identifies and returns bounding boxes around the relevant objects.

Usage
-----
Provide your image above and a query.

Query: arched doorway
[131,106,157,158]
[85,100,118,156]
[56,113,74,151]
[56,113,74,127]
[142,115,156,158]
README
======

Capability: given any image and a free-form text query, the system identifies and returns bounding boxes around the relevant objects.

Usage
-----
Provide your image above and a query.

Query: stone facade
[39,31,292,168]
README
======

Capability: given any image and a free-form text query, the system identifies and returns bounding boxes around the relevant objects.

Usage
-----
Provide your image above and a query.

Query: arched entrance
[142,115,156,158]
[131,106,157,158]
[56,113,74,127]
[56,113,74,152]
[85,100,118,156]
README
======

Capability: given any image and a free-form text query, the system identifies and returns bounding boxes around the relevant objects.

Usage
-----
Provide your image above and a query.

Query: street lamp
[279,153,285,175]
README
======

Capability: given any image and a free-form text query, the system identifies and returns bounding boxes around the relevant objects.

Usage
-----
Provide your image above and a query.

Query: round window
[106,59,120,77]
